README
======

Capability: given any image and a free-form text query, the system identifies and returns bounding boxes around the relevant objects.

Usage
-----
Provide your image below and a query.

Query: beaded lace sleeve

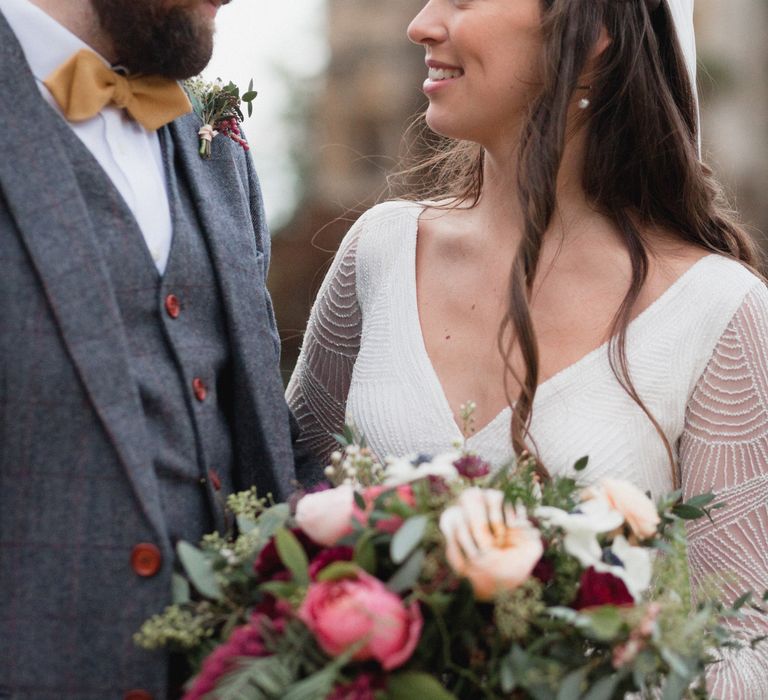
[285,221,363,468]
[679,284,768,697]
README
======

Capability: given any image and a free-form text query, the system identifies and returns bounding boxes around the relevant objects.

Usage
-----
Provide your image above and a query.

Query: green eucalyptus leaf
[683,493,717,509]
[386,672,458,700]
[259,580,299,600]
[256,503,291,542]
[171,572,190,604]
[316,561,360,582]
[500,659,517,693]
[573,455,589,472]
[236,514,258,535]
[176,540,222,600]
[242,90,258,102]
[672,504,704,520]
[390,515,429,564]
[282,665,338,700]
[733,592,753,610]
[387,548,426,593]
[661,648,692,678]
[354,491,367,511]
[556,667,588,700]
[353,530,377,573]
[275,528,310,586]
[661,671,691,700]
[581,673,621,700]
[581,606,624,641]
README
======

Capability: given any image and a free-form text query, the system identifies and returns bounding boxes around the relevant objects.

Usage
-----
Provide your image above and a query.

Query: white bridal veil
[665,0,701,147]
[666,0,697,94]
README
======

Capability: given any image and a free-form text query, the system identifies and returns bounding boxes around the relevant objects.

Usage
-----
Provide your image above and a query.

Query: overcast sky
[203,1,328,228]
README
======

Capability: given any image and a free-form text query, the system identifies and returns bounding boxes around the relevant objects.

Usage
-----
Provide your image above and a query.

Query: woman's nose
[407,1,448,46]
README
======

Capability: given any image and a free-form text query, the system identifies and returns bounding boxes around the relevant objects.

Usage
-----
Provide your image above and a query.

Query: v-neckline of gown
[404,202,717,445]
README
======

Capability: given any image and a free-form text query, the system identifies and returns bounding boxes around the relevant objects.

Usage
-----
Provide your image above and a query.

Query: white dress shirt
[0,0,174,273]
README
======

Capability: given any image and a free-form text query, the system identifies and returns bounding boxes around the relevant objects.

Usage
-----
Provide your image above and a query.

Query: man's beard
[90,0,218,79]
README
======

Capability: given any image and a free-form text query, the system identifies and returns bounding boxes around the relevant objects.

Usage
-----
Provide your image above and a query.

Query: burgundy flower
[532,555,555,584]
[183,614,276,700]
[327,674,386,700]
[308,546,355,580]
[254,528,321,580]
[453,455,492,479]
[573,567,634,610]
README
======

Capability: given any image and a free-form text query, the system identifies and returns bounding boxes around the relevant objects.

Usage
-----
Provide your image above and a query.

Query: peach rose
[298,571,423,670]
[439,488,543,601]
[295,484,355,546]
[595,479,660,540]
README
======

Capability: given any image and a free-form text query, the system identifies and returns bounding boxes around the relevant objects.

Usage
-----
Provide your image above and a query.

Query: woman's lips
[423,62,464,94]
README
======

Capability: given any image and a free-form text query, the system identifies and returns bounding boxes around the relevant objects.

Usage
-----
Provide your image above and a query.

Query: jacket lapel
[0,15,168,542]
[169,118,296,499]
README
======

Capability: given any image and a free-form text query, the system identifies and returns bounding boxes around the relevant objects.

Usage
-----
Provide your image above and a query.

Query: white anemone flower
[595,535,654,601]
[383,451,461,486]
[535,497,624,567]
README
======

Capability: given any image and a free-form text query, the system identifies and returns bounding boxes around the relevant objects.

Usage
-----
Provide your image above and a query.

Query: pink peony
[298,571,423,670]
[295,484,356,546]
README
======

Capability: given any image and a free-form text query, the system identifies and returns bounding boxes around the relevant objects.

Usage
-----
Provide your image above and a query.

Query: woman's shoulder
[354,199,424,233]
[349,199,423,263]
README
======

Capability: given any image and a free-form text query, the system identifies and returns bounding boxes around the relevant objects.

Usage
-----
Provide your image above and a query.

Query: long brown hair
[392,0,761,485]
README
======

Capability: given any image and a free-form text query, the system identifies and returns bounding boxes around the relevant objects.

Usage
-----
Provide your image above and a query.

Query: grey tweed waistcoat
[57,123,235,547]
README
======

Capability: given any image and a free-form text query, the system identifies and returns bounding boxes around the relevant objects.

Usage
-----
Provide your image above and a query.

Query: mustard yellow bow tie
[44,49,192,131]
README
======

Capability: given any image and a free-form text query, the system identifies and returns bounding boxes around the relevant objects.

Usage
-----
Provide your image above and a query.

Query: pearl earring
[578,97,591,110]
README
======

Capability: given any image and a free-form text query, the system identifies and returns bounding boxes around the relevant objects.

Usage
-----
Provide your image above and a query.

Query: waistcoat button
[208,469,222,491]
[192,377,208,402]
[124,691,153,700]
[164,294,181,319]
[131,543,162,577]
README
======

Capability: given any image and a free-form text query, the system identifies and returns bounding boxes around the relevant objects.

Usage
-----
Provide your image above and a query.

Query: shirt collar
[0,0,109,83]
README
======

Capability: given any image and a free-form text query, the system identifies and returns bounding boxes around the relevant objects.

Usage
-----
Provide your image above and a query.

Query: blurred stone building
[269,0,425,377]
[696,0,768,246]
[269,0,768,378]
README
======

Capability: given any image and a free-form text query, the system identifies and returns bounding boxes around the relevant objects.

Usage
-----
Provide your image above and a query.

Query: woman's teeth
[428,67,463,81]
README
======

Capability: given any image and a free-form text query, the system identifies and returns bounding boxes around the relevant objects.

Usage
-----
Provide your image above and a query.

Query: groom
[0,0,320,698]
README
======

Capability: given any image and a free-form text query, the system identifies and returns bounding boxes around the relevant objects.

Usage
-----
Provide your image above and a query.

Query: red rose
[573,567,634,609]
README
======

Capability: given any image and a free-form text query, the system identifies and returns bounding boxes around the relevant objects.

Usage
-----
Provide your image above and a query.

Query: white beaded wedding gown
[287,200,768,696]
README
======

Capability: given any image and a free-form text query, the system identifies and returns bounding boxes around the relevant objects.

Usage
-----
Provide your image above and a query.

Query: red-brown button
[131,543,162,577]
[208,469,222,491]
[124,691,153,700]
[164,294,181,319]
[192,377,207,402]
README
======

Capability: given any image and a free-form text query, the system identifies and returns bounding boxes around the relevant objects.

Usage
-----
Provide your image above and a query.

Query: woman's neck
[475,123,595,247]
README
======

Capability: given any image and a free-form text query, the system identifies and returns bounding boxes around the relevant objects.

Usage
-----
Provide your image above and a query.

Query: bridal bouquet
[136,435,765,699]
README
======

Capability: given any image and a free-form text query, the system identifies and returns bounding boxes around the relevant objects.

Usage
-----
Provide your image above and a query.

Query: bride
[287,0,767,693]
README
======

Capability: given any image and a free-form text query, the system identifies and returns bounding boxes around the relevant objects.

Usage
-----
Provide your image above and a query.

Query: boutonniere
[184,77,257,159]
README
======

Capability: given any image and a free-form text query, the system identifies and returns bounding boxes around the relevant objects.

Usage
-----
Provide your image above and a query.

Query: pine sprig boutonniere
[184,77,257,159]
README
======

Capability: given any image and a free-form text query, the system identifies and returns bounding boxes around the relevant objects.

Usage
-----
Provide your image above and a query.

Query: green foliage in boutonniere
[184,77,258,159]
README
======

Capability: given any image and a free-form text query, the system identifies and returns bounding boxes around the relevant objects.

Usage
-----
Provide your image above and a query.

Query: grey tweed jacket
[0,11,320,700]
